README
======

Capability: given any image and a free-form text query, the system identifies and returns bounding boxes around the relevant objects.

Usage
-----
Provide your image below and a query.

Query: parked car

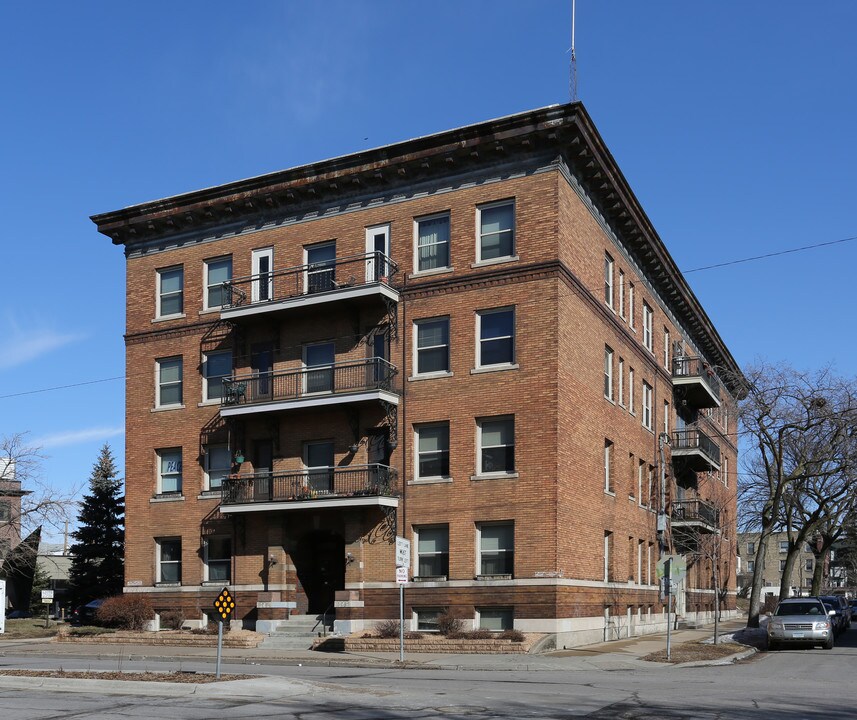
[72,598,105,625]
[850,598,857,620]
[819,595,849,635]
[768,597,835,650]
[4,609,32,620]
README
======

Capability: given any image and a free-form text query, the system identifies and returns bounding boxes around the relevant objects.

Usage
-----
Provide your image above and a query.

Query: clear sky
[1,1,855,534]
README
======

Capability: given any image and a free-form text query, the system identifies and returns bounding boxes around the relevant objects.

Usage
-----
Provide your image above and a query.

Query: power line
[0,376,125,400]
[683,234,857,274]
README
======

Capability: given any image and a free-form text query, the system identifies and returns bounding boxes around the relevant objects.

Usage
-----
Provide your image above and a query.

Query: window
[637,540,643,584]
[477,308,515,367]
[204,444,231,491]
[628,453,635,498]
[647,465,654,509]
[723,457,729,487]
[805,559,813,571]
[478,608,513,631]
[415,608,444,632]
[628,283,635,328]
[415,318,450,375]
[157,266,183,318]
[478,417,515,475]
[157,538,181,584]
[604,346,614,400]
[628,367,635,414]
[604,253,614,308]
[157,449,183,494]
[647,543,653,585]
[415,423,450,479]
[305,241,337,293]
[304,441,335,493]
[604,440,614,493]
[637,460,645,505]
[415,213,450,272]
[204,257,232,310]
[663,328,670,369]
[663,401,670,435]
[604,531,613,582]
[203,350,232,402]
[478,201,515,261]
[642,382,653,430]
[618,358,625,406]
[304,342,335,394]
[415,526,449,578]
[642,302,653,351]
[205,536,231,582]
[747,542,755,555]
[747,560,755,573]
[779,560,787,572]
[805,542,814,553]
[779,540,789,553]
[156,357,183,407]
[618,270,625,318]
[478,522,514,576]
[0,500,10,522]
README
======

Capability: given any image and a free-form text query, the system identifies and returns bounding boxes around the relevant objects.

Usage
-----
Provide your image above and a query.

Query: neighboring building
[93,102,742,646]
[0,459,25,563]
[737,532,829,597]
[37,542,73,617]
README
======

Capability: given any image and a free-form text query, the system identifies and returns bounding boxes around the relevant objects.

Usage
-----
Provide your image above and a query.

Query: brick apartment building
[93,102,742,646]
[0,459,24,562]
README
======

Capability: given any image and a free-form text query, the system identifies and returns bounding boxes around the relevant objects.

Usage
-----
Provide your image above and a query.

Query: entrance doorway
[293,529,345,615]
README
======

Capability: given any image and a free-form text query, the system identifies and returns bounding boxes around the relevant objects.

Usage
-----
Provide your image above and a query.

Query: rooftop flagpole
[570,0,578,101]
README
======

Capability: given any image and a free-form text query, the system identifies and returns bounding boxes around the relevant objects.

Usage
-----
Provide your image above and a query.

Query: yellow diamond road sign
[214,587,235,621]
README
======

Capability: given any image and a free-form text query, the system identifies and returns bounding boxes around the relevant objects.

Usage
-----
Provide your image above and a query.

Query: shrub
[466,628,494,639]
[403,631,424,640]
[160,610,185,630]
[70,626,115,636]
[95,595,154,631]
[374,619,401,638]
[499,629,525,642]
[436,612,464,637]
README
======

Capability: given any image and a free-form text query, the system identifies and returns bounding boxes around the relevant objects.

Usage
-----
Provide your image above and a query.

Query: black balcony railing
[671,498,718,529]
[221,464,399,506]
[222,358,397,407]
[672,356,721,398]
[222,252,399,309]
[672,427,721,466]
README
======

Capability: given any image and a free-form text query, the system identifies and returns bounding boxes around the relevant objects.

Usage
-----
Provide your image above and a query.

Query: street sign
[395,566,408,584]
[41,589,54,604]
[656,555,687,583]
[213,587,235,622]
[395,537,410,568]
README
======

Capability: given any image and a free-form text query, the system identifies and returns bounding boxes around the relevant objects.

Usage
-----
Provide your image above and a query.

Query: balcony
[219,464,399,513]
[220,358,398,417]
[671,356,721,409]
[671,427,721,472]
[220,252,399,321]
[671,498,719,533]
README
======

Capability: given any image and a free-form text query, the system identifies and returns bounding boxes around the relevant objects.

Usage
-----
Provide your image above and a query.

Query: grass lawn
[643,641,748,664]
[1,618,61,639]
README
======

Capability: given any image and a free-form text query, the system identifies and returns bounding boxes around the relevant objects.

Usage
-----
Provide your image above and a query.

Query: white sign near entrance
[395,566,409,584]
[395,537,410,568]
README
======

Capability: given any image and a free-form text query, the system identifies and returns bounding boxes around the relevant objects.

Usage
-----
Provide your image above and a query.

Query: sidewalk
[0,618,752,672]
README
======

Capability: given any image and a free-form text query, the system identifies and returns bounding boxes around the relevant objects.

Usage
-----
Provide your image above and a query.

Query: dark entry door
[253,440,273,501]
[294,529,345,615]
[251,343,273,401]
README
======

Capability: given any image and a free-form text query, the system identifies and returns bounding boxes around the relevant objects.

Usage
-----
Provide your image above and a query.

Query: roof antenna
[570,0,578,102]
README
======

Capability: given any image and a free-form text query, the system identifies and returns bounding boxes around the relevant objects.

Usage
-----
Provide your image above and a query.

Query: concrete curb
[674,646,757,668]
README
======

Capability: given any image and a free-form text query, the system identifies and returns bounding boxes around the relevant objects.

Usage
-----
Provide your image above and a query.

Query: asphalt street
[0,624,854,719]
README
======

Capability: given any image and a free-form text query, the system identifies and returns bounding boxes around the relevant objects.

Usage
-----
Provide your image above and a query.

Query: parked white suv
[768,597,835,650]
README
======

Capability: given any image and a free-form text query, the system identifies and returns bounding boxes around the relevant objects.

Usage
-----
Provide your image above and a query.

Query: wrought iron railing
[221,464,398,505]
[671,356,721,399]
[671,498,718,528]
[222,251,399,309]
[672,427,721,466]
[221,357,397,406]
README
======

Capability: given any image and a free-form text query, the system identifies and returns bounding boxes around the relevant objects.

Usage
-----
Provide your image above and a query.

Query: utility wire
[0,376,125,400]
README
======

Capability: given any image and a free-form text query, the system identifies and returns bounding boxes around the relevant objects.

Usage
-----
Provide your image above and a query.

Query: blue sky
[1,1,855,535]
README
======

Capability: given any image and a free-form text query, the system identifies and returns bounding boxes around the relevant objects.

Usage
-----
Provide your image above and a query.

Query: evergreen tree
[69,444,124,604]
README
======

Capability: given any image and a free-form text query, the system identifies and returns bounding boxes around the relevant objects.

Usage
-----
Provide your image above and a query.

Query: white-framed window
[642,302,653,351]
[365,223,391,282]
[204,536,231,583]
[477,416,515,475]
[618,270,625,318]
[477,308,515,367]
[628,452,635,499]
[415,423,450,479]
[723,457,729,487]
[604,346,614,400]
[415,525,449,578]
[747,560,755,573]
[415,212,450,272]
[663,401,670,435]
[647,465,654,509]
[203,350,232,402]
[628,367,635,414]
[204,256,232,310]
[747,542,755,555]
[647,543,653,585]
[628,283,635,328]
[303,342,335,394]
[642,381,653,430]
[604,531,612,582]
[157,448,183,494]
[414,318,450,375]
[618,358,625,406]
[663,328,670,369]
[252,247,274,303]
[604,252,614,308]
[637,540,643,584]
[156,537,181,584]
[204,444,231,491]
[779,540,789,553]
[415,607,444,632]
[156,357,183,408]
[477,200,515,262]
[604,440,614,493]
[478,607,513,631]
[478,522,514,576]
[638,460,645,505]
[156,266,183,318]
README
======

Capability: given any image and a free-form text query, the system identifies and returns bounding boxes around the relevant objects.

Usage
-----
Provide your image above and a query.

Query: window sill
[408,477,454,486]
[412,576,448,582]
[604,396,615,404]
[470,255,519,269]
[155,582,181,588]
[151,404,186,413]
[476,574,512,581]
[152,313,186,324]
[197,491,222,500]
[150,494,185,503]
[408,371,453,382]
[629,495,636,502]
[470,472,518,482]
[202,580,229,586]
[408,267,454,279]
[198,400,221,408]
[604,490,616,498]
[198,308,222,316]
[470,364,519,375]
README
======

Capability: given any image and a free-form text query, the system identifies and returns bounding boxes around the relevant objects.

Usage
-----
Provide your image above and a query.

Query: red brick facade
[94,103,740,644]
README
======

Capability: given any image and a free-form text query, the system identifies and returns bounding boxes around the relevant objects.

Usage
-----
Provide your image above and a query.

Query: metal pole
[216,620,223,679]
[399,584,404,662]
[666,558,672,661]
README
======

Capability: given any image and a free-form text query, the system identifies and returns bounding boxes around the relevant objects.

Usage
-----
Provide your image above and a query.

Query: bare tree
[737,363,857,627]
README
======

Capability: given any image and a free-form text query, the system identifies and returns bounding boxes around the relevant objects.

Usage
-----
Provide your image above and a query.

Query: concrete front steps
[259,614,334,650]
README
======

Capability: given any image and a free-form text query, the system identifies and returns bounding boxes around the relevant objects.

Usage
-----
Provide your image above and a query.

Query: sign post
[656,555,687,661]
[395,537,410,663]
[41,589,54,629]
[213,587,235,679]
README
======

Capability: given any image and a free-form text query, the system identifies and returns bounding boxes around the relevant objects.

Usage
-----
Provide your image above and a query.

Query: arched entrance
[293,529,345,615]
